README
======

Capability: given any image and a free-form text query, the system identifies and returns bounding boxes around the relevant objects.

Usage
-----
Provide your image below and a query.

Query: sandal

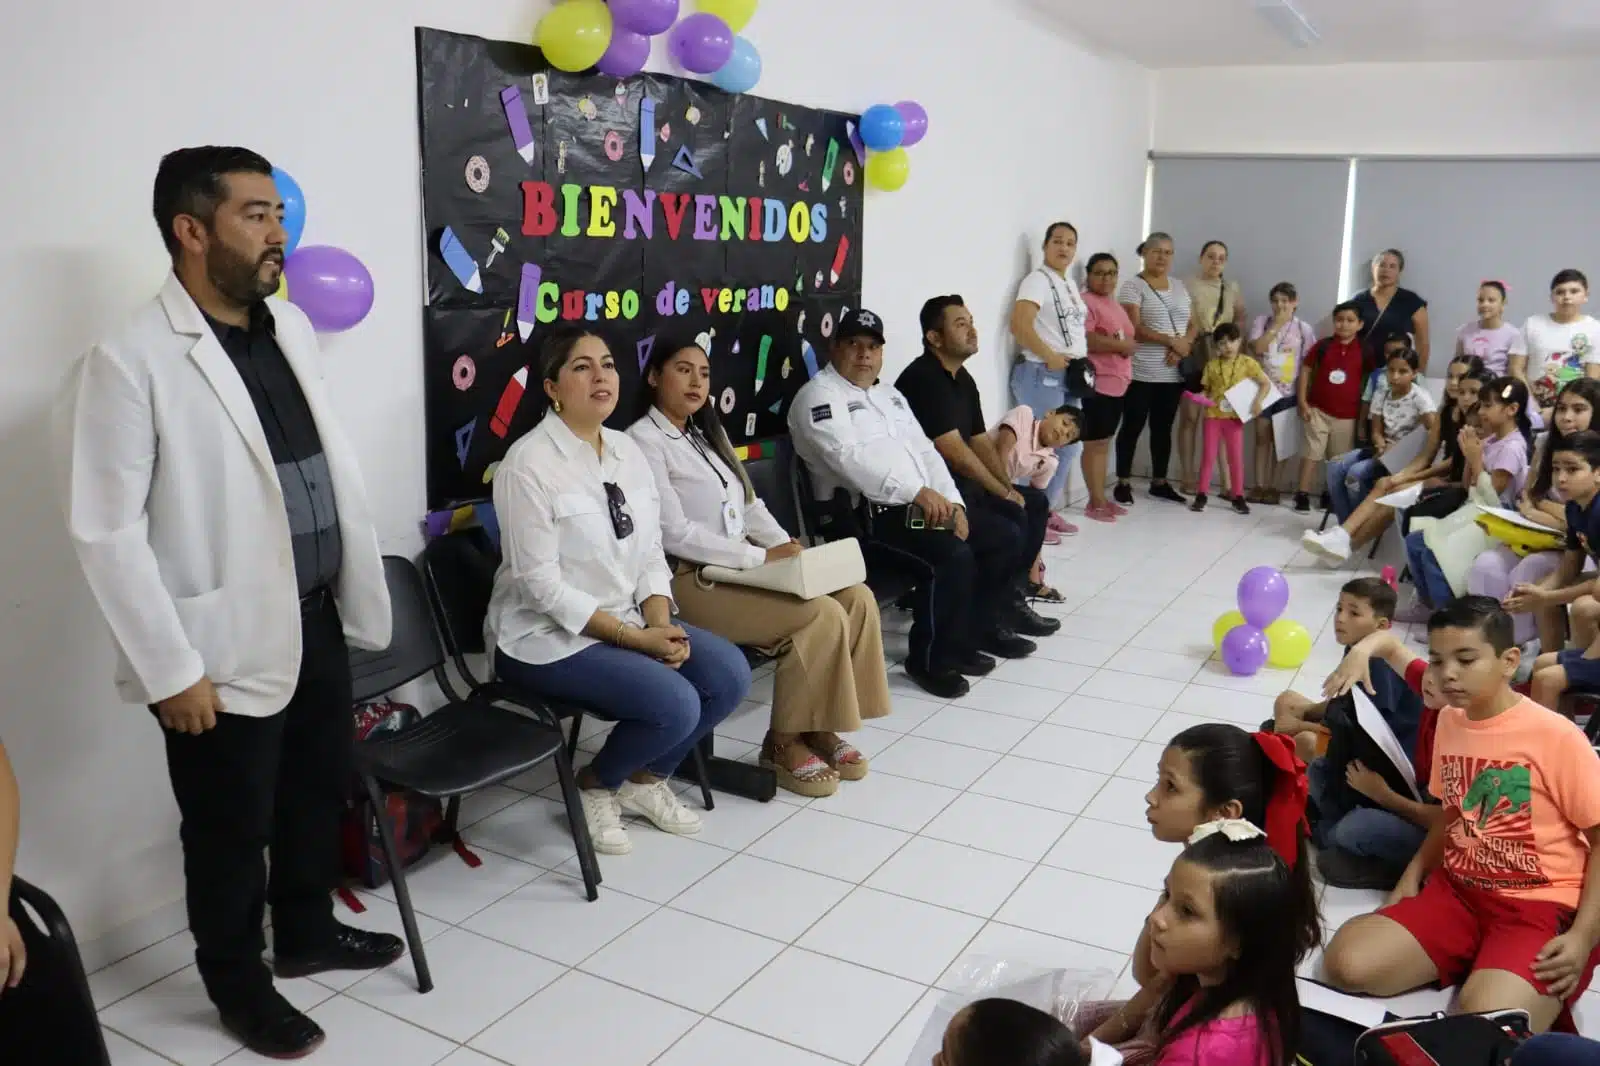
[760,737,839,797]
[1027,581,1065,603]
[806,732,869,782]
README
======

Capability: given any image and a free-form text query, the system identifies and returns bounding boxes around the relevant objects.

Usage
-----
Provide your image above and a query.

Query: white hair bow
[1187,818,1265,846]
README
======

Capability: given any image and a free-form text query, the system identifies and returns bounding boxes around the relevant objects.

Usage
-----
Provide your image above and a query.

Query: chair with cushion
[0,876,112,1066]
[349,555,600,995]
[419,531,716,812]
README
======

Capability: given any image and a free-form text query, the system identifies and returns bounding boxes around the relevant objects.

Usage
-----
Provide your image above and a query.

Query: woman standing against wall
[1180,240,1247,494]
[1350,248,1430,372]
[1113,232,1196,506]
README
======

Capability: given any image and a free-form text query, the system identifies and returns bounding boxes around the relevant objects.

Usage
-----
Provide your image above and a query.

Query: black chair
[1,877,112,1066]
[789,459,921,610]
[744,440,805,539]
[349,555,601,995]
[419,531,716,813]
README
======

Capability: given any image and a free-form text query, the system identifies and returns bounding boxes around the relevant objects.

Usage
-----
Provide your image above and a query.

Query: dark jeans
[1308,757,1426,868]
[1405,529,1456,608]
[1115,379,1187,481]
[161,590,352,1011]
[1515,1035,1600,1065]
[494,623,749,789]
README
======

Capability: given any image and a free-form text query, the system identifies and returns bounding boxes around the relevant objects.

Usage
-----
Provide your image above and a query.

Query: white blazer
[52,273,391,717]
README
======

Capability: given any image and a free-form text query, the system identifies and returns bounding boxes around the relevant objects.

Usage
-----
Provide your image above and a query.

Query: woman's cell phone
[906,504,955,531]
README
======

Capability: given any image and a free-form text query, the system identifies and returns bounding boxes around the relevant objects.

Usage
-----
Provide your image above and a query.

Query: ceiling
[1034,0,1600,67]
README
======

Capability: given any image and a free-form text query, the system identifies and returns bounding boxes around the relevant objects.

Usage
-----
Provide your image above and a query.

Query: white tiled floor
[92,496,1600,1064]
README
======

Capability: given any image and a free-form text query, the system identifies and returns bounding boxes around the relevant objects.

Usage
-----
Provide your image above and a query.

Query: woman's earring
[553,399,563,413]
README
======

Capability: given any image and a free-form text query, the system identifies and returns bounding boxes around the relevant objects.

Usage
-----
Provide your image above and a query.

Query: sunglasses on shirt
[603,482,634,540]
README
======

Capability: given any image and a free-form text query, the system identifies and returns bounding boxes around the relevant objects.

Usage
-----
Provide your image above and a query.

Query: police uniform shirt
[787,364,964,508]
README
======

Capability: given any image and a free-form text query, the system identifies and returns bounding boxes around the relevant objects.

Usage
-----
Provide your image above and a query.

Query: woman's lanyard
[686,428,729,490]
[1039,269,1082,354]
[658,411,746,539]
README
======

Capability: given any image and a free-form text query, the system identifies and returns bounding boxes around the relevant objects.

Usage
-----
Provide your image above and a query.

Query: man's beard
[208,239,281,306]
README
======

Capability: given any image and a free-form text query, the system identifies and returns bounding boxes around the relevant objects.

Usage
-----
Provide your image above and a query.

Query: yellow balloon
[865,148,911,192]
[1265,619,1313,669]
[696,0,758,33]
[273,274,288,301]
[537,0,613,73]
[1212,610,1247,652]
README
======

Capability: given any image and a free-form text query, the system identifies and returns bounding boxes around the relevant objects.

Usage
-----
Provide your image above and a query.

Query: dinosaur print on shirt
[1439,756,1544,892]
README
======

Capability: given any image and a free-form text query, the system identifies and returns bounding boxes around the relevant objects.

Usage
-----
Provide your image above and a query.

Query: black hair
[539,323,608,386]
[1482,376,1534,456]
[1480,280,1508,301]
[1375,248,1406,273]
[1137,231,1174,257]
[920,294,967,352]
[943,998,1086,1066]
[1428,594,1515,655]
[1042,221,1078,247]
[1552,268,1590,292]
[1532,378,1600,498]
[1553,429,1600,475]
[1385,347,1420,371]
[1379,330,1412,352]
[1332,300,1362,319]
[1166,724,1321,962]
[1199,239,1228,258]
[1442,361,1494,481]
[1340,577,1398,621]
[628,330,756,503]
[1152,833,1308,1066]
[1268,282,1297,302]
[1211,321,1242,345]
[1049,405,1083,441]
[1085,252,1118,274]
[152,145,276,257]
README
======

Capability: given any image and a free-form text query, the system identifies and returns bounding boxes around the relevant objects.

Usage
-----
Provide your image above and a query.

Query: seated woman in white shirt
[487,326,752,855]
[627,335,890,798]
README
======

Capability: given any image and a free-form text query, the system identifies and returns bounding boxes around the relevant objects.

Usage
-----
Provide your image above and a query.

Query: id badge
[722,499,745,539]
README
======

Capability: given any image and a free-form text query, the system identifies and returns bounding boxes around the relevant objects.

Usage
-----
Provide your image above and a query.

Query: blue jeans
[495,624,751,789]
[1309,757,1426,867]
[1327,449,1382,522]
[1516,1036,1600,1066]
[1011,360,1082,509]
[1404,529,1455,608]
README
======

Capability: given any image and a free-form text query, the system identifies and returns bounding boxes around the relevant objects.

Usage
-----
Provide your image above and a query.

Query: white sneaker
[618,778,702,836]
[1301,527,1351,565]
[1513,639,1542,685]
[579,788,632,854]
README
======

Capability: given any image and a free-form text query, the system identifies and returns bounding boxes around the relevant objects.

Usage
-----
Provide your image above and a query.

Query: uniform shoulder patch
[810,404,833,423]
[846,400,866,413]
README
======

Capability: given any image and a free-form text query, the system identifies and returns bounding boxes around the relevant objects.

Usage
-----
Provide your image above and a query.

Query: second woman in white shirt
[628,336,891,798]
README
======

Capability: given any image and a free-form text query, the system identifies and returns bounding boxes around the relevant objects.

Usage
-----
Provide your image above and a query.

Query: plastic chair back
[1,877,112,1065]
[349,557,446,704]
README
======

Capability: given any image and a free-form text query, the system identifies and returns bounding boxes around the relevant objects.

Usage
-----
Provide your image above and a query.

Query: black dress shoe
[1149,482,1188,504]
[953,650,997,677]
[220,996,325,1060]
[1009,602,1061,637]
[274,925,405,980]
[980,630,1037,659]
[905,662,970,699]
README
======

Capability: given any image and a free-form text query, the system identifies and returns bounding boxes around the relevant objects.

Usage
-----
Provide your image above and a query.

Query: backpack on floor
[340,701,446,890]
[1355,1010,1530,1066]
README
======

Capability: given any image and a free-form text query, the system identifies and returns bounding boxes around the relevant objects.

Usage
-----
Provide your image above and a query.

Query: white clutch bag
[697,539,866,600]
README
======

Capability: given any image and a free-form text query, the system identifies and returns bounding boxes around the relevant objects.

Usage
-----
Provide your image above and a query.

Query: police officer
[789,309,1036,700]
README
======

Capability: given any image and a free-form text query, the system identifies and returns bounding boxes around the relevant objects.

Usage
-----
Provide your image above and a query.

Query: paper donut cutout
[719,387,736,414]
[464,156,490,193]
[842,160,856,186]
[604,130,623,162]
[659,122,672,143]
[452,354,477,390]
[821,313,834,338]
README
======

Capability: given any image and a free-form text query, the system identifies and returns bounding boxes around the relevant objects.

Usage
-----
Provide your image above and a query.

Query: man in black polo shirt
[896,295,1059,641]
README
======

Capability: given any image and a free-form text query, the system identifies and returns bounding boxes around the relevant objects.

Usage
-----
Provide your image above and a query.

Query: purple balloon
[1237,566,1290,628]
[608,0,679,36]
[1221,625,1270,676]
[895,100,929,147]
[283,245,374,333]
[668,12,733,73]
[596,27,650,77]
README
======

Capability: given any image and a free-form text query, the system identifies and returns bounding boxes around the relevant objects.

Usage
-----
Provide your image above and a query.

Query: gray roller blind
[1150,157,1351,324]
[1348,160,1600,366]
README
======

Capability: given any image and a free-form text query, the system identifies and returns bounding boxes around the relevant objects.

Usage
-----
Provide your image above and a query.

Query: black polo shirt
[895,351,986,447]
[204,303,343,596]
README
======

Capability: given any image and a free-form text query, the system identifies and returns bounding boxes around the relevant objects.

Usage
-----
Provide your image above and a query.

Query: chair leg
[565,712,585,760]
[1318,508,1331,532]
[553,746,601,900]
[691,742,715,812]
[1368,526,1383,560]
[361,773,433,994]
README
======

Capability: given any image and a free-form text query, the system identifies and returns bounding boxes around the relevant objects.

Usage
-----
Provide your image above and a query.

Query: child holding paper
[1190,322,1271,515]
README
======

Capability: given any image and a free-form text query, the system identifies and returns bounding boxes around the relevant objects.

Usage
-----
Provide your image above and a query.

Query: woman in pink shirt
[1081,253,1137,521]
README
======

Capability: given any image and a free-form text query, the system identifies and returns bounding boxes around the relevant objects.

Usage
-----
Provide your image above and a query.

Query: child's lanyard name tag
[722,498,745,539]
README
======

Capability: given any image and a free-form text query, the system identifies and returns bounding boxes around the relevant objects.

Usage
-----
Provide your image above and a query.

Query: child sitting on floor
[933,998,1088,1066]
[1085,822,1314,1066]
[995,405,1082,598]
[1190,323,1273,515]
[1322,596,1600,1035]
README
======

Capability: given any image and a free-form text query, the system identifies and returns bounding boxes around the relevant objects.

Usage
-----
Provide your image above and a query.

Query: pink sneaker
[1043,528,1063,546]
[1057,518,1079,535]
[1046,512,1070,534]
[1085,502,1117,523]
[1106,500,1128,516]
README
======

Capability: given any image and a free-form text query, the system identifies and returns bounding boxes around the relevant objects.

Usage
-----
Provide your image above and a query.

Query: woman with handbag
[1113,232,1198,506]
[628,335,890,798]
[1178,240,1247,495]
[1350,248,1431,372]
[487,326,752,855]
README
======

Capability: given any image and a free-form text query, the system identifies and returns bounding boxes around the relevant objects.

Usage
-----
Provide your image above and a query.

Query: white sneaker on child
[579,788,632,855]
[1513,639,1542,685]
[1300,527,1351,565]
[618,778,702,835]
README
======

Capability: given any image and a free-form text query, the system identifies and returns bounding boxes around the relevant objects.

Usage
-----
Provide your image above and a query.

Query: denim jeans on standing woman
[1327,448,1383,522]
[495,622,751,789]
[1011,359,1081,509]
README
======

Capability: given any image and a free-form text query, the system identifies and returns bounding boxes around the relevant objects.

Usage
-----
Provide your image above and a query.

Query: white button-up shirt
[787,364,963,507]
[487,414,675,665]
[627,408,792,570]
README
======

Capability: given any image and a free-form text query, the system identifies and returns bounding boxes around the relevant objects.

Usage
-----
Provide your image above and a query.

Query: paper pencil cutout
[830,236,851,286]
[517,264,541,342]
[755,335,771,392]
[439,227,482,293]
[640,98,657,171]
[801,341,819,379]
[845,120,867,165]
[671,145,703,179]
[500,85,536,164]
[756,117,769,140]
[821,139,839,192]
[490,366,528,438]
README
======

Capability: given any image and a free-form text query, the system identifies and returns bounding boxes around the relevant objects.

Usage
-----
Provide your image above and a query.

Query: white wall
[0,0,1150,944]
[1153,58,1600,157]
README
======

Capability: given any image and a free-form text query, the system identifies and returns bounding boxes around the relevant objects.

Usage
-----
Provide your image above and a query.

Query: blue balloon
[711,35,762,94]
[859,104,905,152]
[273,167,307,255]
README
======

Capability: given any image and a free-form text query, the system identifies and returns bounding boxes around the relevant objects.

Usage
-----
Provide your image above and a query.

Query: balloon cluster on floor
[269,167,375,333]
[1211,567,1312,676]
[539,0,763,90]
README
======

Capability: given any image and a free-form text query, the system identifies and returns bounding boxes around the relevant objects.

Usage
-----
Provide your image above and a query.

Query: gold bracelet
[615,621,629,646]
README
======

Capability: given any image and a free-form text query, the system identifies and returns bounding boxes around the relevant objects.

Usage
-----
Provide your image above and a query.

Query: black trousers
[1115,380,1187,481]
[159,590,353,1010]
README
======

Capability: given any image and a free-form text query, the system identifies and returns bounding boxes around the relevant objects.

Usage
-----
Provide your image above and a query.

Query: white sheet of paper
[1480,505,1555,534]
[1378,427,1431,474]
[1376,483,1424,509]
[1223,379,1264,423]
[1353,685,1421,801]
[1296,979,1389,1028]
[1272,405,1301,461]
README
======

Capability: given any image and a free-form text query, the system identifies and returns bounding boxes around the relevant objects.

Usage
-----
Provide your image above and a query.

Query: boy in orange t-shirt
[1319,595,1600,1033]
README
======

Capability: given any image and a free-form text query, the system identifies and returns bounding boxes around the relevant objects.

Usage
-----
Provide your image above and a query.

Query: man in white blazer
[52,147,396,1058]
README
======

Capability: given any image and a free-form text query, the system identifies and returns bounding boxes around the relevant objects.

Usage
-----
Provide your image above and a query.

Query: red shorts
[1379,873,1599,1005]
